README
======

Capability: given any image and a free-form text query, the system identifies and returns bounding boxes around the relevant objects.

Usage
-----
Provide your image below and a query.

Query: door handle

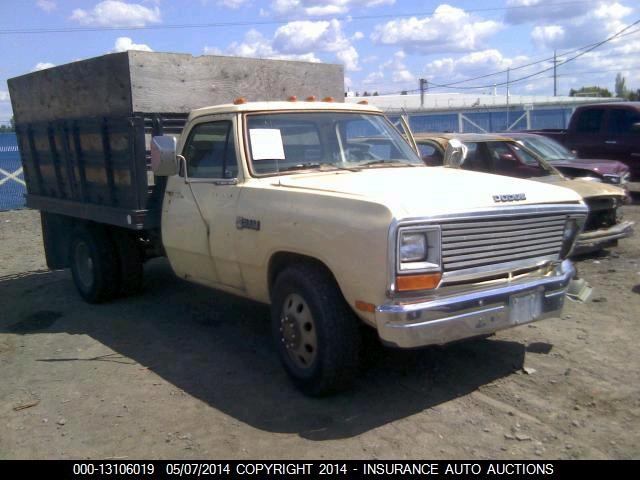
[605,140,617,144]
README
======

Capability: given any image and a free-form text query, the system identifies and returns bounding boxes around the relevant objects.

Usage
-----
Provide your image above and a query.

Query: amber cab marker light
[358,100,369,105]
[323,96,335,102]
[306,95,317,102]
[233,97,247,105]
[287,95,297,102]
[355,300,376,313]
[396,273,441,292]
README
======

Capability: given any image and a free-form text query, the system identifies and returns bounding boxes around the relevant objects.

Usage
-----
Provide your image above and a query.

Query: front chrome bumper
[574,220,634,253]
[375,260,575,349]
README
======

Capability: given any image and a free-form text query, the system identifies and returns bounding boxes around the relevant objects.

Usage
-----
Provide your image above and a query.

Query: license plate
[509,291,542,324]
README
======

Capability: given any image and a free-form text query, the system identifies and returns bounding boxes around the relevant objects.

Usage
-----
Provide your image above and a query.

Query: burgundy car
[504,132,630,187]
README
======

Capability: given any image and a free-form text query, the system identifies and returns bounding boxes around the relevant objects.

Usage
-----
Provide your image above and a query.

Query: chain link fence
[0,133,26,211]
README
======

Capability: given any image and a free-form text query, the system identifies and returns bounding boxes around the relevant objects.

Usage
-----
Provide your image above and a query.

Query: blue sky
[1,0,638,124]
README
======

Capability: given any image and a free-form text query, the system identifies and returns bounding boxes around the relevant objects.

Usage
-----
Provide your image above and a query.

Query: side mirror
[444,139,468,168]
[151,136,177,176]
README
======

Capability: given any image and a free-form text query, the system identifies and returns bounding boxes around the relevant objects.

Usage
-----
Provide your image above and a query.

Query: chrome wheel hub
[280,293,317,369]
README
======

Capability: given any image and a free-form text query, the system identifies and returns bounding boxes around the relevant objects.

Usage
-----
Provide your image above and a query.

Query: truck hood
[549,158,629,176]
[273,167,582,218]
[537,175,627,199]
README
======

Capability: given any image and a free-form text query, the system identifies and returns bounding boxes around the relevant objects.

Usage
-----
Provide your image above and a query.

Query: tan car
[414,133,634,254]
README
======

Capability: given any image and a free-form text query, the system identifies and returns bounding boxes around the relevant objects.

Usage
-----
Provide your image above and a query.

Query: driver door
[162,115,243,289]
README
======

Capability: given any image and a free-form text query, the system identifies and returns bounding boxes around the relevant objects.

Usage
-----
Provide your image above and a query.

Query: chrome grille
[441,213,567,274]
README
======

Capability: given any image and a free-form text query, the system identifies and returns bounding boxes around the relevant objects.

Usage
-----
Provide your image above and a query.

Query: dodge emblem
[493,193,526,202]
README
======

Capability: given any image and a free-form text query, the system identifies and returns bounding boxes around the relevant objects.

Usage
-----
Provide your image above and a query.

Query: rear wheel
[69,226,120,303]
[271,264,361,396]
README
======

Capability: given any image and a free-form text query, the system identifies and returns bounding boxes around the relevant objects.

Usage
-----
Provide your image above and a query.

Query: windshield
[517,136,576,161]
[460,140,555,179]
[245,111,422,175]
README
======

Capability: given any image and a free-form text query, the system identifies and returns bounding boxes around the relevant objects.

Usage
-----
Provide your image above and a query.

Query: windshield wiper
[279,163,360,173]
[359,160,417,168]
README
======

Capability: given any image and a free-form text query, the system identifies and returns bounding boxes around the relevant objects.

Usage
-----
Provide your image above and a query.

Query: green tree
[0,116,15,132]
[615,73,628,98]
[569,86,612,97]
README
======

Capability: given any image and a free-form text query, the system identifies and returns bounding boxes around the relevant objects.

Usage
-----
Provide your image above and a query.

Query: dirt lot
[1,205,639,460]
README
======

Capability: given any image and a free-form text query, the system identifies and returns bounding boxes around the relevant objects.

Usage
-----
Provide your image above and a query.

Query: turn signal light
[396,273,441,292]
[233,97,247,105]
[355,300,376,313]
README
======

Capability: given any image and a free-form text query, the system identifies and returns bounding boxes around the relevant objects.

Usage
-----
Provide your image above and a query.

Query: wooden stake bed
[7,52,344,229]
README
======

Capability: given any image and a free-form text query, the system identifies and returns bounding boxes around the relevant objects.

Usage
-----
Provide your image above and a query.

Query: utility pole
[506,67,510,129]
[553,49,558,96]
[419,78,427,108]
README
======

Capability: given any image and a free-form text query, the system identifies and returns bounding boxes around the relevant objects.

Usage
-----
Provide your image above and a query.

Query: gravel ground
[0,205,639,460]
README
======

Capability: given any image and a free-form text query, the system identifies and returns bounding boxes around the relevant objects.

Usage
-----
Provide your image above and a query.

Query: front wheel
[271,264,361,396]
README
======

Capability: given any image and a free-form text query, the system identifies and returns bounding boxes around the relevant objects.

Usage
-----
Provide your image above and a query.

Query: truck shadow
[0,260,525,441]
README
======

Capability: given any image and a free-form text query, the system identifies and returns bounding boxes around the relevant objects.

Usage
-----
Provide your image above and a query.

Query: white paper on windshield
[249,129,286,160]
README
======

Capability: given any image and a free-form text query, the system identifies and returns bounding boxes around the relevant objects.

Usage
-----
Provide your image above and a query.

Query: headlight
[580,176,602,183]
[398,227,441,272]
[400,233,427,262]
[602,174,621,184]
[559,217,582,258]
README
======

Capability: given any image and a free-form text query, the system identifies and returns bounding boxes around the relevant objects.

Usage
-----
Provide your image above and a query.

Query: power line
[355,26,640,96]
[431,27,640,88]
[0,0,599,34]
[425,20,640,91]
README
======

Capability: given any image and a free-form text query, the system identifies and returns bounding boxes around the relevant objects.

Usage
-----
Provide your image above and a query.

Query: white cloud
[32,62,56,71]
[216,0,249,7]
[218,20,359,67]
[362,50,415,88]
[37,0,56,12]
[505,0,592,24]
[224,29,321,62]
[424,50,533,93]
[70,1,161,27]
[203,46,223,55]
[0,91,10,102]
[273,19,350,53]
[529,2,633,50]
[531,25,565,47]
[112,37,153,52]
[336,46,360,71]
[271,0,395,17]
[371,4,502,54]
[362,71,383,85]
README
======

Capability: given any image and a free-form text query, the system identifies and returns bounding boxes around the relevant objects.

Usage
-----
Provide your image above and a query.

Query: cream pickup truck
[10,52,587,395]
[147,100,587,394]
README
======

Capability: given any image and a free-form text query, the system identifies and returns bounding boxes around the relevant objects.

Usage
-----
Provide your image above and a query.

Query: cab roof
[188,101,381,121]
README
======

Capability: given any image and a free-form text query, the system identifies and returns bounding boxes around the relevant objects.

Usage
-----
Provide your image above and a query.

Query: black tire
[271,263,361,396]
[111,229,144,296]
[69,225,121,303]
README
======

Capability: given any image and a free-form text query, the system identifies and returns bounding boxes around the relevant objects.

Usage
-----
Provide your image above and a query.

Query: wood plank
[128,52,344,112]
[8,52,132,124]
[8,51,344,124]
